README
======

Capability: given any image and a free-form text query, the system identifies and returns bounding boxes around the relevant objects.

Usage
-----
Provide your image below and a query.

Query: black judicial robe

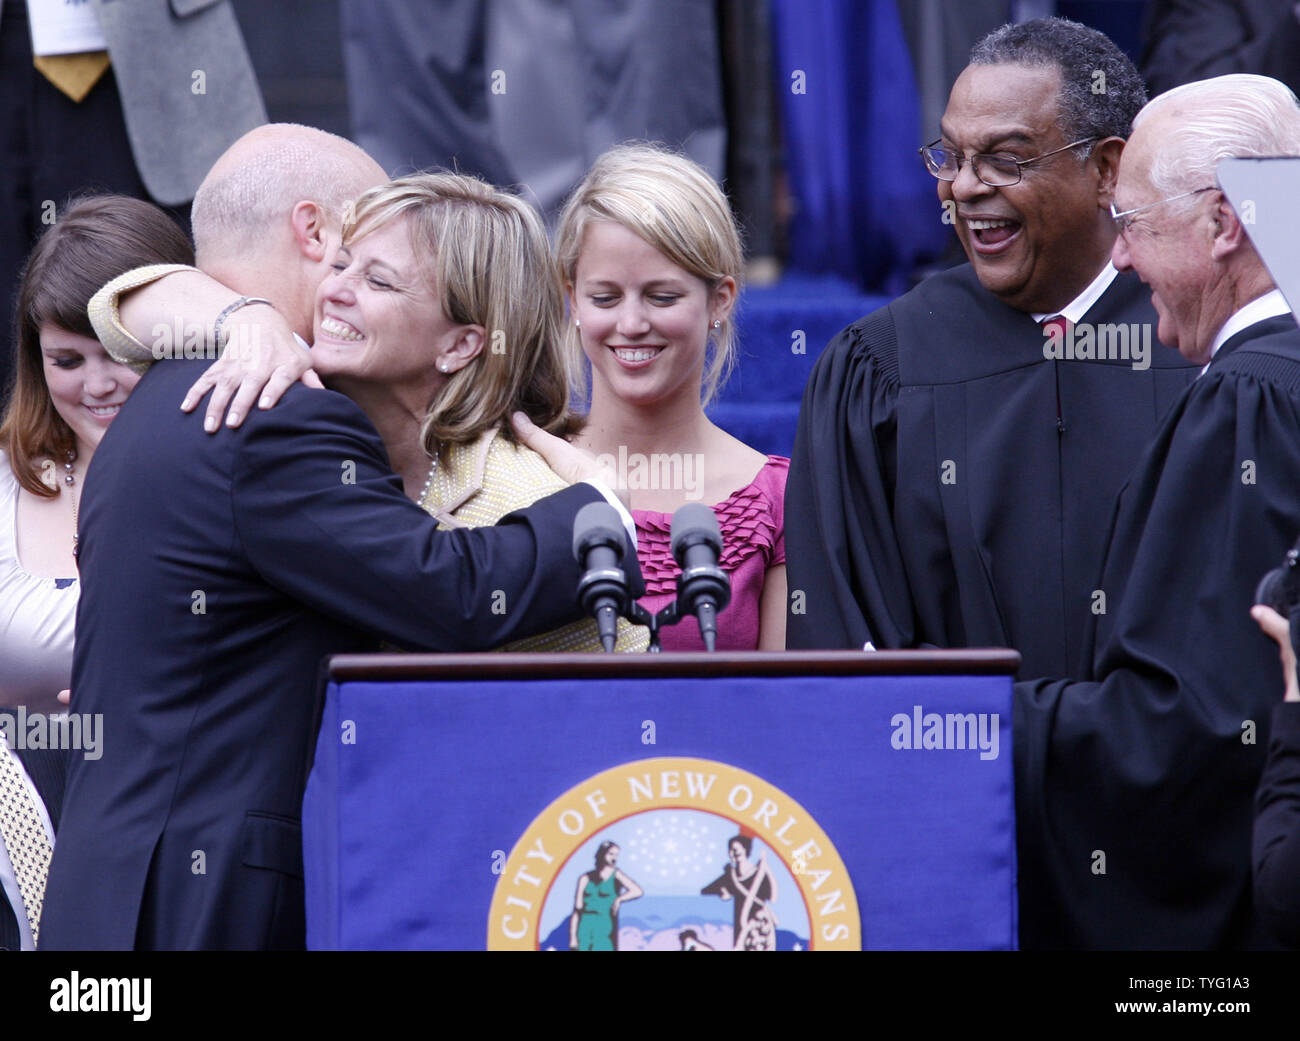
[786,264,1196,680]
[1017,316,1300,949]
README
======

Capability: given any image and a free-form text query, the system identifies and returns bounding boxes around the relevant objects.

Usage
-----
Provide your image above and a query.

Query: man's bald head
[192,123,386,269]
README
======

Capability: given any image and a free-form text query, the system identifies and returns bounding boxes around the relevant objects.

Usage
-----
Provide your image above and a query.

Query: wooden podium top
[326,648,1022,681]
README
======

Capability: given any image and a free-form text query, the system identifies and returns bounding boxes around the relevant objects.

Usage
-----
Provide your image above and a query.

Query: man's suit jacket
[0,711,67,951]
[91,0,266,205]
[39,359,624,950]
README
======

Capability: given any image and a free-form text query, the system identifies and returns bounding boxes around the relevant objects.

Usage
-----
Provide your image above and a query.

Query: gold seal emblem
[487,756,860,950]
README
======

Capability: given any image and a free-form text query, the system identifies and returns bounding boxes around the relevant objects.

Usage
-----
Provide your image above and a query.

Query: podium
[303,649,1019,951]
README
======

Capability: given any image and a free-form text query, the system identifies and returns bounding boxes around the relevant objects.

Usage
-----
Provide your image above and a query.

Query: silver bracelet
[212,296,275,350]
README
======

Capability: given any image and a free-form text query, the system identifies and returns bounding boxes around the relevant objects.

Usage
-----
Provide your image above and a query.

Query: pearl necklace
[61,449,80,561]
[416,451,439,509]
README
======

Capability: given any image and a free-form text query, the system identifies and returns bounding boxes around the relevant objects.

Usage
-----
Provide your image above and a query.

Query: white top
[0,451,77,716]
[1030,262,1120,325]
[25,0,109,57]
[1206,289,1294,369]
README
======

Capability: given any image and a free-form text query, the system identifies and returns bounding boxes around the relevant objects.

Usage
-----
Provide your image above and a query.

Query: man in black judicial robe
[786,19,1196,680]
[1016,75,1300,948]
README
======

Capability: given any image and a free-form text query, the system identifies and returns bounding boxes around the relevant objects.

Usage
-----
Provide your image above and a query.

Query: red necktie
[1041,314,1070,342]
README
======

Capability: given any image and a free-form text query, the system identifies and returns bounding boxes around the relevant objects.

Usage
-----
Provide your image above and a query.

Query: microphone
[573,502,631,652]
[670,503,731,651]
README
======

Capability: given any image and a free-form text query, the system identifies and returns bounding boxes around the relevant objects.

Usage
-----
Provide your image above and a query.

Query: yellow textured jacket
[421,427,648,653]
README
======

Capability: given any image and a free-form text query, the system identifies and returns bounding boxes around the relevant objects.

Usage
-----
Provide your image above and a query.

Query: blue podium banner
[303,658,1016,950]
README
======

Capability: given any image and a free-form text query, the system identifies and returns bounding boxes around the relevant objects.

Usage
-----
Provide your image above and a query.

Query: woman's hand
[1252,605,1300,702]
[181,307,323,432]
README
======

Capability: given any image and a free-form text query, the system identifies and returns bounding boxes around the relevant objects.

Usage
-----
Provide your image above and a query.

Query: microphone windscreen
[670,502,722,559]
[573,501,628,562]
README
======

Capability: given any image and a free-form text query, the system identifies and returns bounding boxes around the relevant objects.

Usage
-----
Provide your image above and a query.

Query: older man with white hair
[1015,74,1300,949]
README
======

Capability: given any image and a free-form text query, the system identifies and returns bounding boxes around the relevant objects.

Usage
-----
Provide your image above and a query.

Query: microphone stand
[624,565,729,652]
[626,602,679,653]
[574,503,730,652]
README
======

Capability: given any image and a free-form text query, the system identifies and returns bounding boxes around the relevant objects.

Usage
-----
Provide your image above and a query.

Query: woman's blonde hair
[555,143,743,407]
[342,172,571,459]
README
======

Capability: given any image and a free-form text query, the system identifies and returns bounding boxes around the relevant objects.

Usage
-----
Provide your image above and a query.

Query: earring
[712,319,721,330]
[575,318,582,330]
[438,361,449,373]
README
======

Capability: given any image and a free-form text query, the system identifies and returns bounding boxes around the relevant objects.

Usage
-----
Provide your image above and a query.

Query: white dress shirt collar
[1031,262,1120,325]
[1206,289,1293,368]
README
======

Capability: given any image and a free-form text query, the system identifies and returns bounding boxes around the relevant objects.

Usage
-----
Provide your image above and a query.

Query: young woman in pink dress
[557,144,788,651]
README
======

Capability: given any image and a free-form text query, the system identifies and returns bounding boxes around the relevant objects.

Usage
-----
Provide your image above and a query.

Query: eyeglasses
[1109,186,1218,234]
[919,138,1097,187]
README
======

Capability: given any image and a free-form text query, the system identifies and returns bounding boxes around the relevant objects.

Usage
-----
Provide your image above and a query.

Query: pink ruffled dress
[633,455,788,651]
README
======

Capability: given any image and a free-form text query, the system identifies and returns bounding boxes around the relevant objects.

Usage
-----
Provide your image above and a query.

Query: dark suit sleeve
[1013,356,1300,947]
[1142,0,1300,96]
[1254,702,1300,947]
[785,314,912,650]
[230,388,600,651]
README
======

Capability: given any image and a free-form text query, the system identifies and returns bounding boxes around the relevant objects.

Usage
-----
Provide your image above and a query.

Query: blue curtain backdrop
[771,0,950,294]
